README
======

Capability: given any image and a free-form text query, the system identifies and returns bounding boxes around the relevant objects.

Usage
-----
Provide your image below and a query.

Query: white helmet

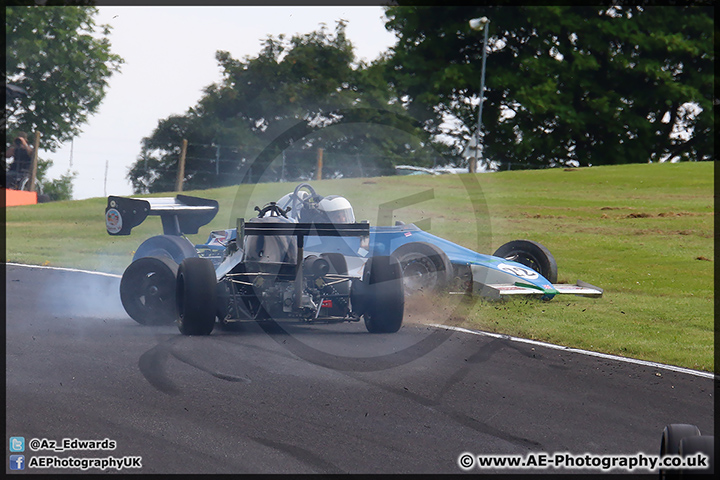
[316,195,355,223]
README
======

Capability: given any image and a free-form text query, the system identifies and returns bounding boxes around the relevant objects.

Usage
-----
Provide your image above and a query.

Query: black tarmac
[5,265,714,474]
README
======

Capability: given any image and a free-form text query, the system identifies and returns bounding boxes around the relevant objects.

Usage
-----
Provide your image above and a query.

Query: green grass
[5,162,714,371]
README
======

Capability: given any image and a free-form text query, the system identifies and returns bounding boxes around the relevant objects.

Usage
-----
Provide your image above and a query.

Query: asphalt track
[5,264,715,474]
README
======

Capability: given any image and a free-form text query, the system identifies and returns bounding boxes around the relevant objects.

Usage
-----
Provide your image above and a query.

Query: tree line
[133,5,714,192]
[5,5,713,195]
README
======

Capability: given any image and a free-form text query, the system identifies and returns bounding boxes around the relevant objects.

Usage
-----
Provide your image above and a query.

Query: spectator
[6,131,34,173]
[5,131,34,188]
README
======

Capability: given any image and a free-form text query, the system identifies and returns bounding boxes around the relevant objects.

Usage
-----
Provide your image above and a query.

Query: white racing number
[497,262,539,279]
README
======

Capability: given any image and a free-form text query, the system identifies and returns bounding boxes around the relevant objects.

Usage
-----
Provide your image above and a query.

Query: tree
[130,22,437,193]
[384,5,714,168]
[26,157,76,202]
[5,5,124,151]
[39,164,77,201]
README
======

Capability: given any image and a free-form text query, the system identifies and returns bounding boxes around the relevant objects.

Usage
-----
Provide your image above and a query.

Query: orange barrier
[2,188,38,206]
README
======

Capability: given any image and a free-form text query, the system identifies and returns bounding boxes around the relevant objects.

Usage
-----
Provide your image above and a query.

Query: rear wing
[239,219,369,239]
[105,195,219,236]
[237,219,369,249]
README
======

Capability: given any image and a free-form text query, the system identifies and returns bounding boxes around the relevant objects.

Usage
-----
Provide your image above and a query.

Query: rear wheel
[391,241,453,295]
[679,435,714,475]
[660,424,702,479]
[661,424,701,456]
[133,235,198,264]
[320,252,348,275]
[176,257,217,336]
[363,256,404,333]
[493,239,558,284]
[120,256,178,325]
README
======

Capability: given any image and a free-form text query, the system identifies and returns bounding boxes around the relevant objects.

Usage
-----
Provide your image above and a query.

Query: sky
[41,6,397,200]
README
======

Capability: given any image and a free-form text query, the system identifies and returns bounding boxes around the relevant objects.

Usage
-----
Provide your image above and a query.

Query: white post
[469,17,490,174]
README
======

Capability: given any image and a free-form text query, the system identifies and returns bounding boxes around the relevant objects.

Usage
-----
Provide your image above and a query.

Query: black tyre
[679,435,714,475]
[493,239,558,284]
[660,424,702,479]
[661,424,702,456]
[320,252,348,275]
[133,235,198,264]
[363,256,404,333]
[120,256,178,325]
[391,241,453,295]
[176,257,217,336]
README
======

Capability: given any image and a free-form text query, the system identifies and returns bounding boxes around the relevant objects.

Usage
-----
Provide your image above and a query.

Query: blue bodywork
[197,222,561,299]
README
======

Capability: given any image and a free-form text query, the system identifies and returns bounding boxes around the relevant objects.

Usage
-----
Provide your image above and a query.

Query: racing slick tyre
[391,241,453,295]
[176,257,217,336]
[493,240,558,284]
[120,255,179,325]
[660,424,702,479]
[132,234,199,265]
[320,252,348,275]
[678,435,714,475]
[363,255,405,334]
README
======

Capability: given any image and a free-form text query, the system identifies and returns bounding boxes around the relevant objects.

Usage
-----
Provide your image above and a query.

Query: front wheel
[493,239,558,284]
[362,256,404,334]
[176,257,217,336]
[391,241,453,295]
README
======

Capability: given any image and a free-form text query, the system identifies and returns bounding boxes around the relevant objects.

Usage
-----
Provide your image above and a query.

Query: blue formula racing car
[105,183,602,335]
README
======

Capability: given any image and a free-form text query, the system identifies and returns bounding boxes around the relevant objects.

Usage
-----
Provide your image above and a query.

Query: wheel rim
[402,257,438,293]
[121,258,177,325]
[127,271,174,316]
[140,274,159,307]
[505,251,541,274]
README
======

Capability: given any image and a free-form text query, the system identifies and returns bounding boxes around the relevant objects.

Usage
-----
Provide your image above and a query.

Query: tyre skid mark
[138,341,181,395]
[138,336,250,395]
[249,436,346,474]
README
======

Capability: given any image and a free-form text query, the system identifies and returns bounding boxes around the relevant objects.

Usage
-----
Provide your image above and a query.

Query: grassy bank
[5,162,714,371]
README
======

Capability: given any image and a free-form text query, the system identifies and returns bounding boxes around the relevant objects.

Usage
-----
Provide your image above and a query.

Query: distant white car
[394,165,441,176]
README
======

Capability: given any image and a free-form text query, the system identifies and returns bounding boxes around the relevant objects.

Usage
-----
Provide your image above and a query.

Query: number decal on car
[497,262,539,279]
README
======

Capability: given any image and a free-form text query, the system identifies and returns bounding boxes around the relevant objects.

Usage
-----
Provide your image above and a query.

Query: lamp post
[469,16,490,174]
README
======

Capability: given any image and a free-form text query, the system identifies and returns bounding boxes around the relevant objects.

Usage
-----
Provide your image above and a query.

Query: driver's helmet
[316,195,355,223]
[276,190,310,220]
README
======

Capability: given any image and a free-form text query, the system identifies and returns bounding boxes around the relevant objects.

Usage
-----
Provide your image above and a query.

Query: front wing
[471,280,604,300]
